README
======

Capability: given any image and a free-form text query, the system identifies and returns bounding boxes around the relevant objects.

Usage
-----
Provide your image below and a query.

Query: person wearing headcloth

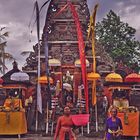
[104,106,123,140]
[54,106,76,140]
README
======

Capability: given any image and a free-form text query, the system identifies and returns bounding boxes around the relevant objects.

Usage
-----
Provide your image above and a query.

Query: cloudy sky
[0,0,140,74]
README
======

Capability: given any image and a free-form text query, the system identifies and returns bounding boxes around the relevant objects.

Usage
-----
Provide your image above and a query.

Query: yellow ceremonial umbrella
[105,73,123,83]
[38,76,53,84]
[87,72,100,81]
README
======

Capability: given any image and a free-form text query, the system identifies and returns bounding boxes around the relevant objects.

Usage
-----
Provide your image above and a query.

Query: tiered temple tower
[23,0,93,91]
[43,0,90,65]
[42,0,92,95]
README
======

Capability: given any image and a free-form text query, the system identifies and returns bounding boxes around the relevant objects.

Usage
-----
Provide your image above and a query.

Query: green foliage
[95,10,140,71]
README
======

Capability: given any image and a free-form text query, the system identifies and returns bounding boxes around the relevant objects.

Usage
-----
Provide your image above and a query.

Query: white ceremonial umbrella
[49,59,61,66]
[74,59,89,67]
[11,72,29,81]
[63,83,72,91]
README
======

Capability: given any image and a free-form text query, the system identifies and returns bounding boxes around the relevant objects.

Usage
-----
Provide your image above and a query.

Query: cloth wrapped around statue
[0,98,27,135]
[3,98,23,111]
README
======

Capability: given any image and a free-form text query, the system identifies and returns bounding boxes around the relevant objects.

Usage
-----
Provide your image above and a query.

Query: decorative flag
[69,3,89,113]
[88,4,99,105]
[35,1,40,40]
[39,0,51,12]
[28,0,51,30]
[54,2,89,113]
[54,3,68,18]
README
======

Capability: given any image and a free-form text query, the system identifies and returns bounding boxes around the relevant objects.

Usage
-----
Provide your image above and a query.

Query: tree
[0,28,14,74]
[95,10,140,71]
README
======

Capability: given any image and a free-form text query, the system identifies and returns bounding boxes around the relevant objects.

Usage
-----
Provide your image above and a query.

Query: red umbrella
[125,73,140,82]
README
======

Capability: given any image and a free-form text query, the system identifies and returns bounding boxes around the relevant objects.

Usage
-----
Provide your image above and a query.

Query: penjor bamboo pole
[91,4,99,132]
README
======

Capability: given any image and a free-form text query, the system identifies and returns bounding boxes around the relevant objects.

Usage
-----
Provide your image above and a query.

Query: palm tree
[0,28,14,74]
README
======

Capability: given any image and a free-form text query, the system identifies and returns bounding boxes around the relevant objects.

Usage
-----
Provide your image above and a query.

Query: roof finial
[12,61,18,70]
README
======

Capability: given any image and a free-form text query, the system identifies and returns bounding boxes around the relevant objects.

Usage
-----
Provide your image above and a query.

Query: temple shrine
[21,0,116,133]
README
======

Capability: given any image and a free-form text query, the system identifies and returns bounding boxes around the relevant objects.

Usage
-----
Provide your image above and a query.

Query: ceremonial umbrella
[75,59,89,67]
[10,72,29,109]
[49,58,61,66]
[125,73,140,83]
[87,72,100,81]
[105,73,123,83]
[38,75,53,84]
[11,72,29,81]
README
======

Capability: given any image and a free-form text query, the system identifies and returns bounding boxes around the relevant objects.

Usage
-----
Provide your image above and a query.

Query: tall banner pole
[55,2,89,113]
[55,3,89,113]
[92,4,99,132]
[44,33,51,134]
[69,2,90,134]
[42,0,52,134]
[52,2,89,135]
[45,102,49,134]
[35,1,42,132]
[68,3,89,114]
[87,4,99,132]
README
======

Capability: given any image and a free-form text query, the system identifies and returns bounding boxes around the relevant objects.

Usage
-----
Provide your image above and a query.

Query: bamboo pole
[46,102,49,134]
[88,4,99,132]
[35,108,38,132]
